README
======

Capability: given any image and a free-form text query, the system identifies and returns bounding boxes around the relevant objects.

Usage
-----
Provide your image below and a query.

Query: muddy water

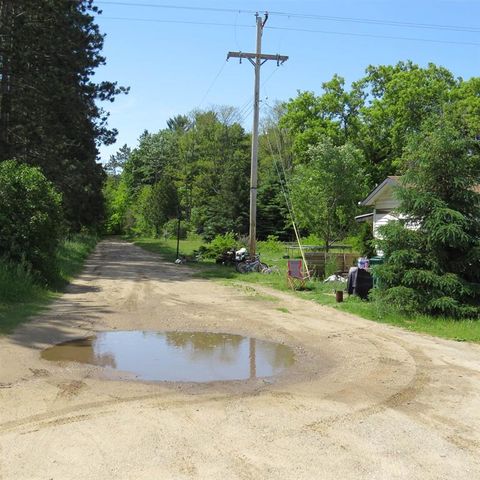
[41,331,295,382]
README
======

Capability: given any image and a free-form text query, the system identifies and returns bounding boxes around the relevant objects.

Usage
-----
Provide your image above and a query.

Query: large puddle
[42,331,295,382]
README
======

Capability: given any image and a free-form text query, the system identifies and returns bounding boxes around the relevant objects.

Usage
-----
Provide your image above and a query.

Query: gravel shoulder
[1,239,479,479]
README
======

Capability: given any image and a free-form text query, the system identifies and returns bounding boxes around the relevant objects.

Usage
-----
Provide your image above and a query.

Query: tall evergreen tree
[0,0,127,229]
[375,117,480,318]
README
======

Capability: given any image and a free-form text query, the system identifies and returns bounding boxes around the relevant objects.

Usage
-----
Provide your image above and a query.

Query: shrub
[202,232,238,259]
[324,254,339,278]
[0,160,63,282]
[351,222,376,258]
[257,235,284,254]
[0,258,39,303]
[162,219,190,240]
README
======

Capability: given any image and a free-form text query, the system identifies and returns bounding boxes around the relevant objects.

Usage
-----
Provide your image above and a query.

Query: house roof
[359,176,480,207]
[359,176,400,207]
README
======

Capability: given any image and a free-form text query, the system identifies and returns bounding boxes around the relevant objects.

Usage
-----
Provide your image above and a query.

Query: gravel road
[0,239,479,479]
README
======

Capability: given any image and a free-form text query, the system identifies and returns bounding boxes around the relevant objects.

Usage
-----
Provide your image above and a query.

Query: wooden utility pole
[227,12,288,257]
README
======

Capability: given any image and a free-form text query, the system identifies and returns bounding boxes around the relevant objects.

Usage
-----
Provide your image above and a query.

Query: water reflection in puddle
[42,331,295,382]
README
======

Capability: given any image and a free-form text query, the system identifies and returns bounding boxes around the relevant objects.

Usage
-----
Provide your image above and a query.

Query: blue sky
[94,0,480,162]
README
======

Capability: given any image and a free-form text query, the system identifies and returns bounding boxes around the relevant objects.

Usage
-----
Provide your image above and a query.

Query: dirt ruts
[0,239,479,479]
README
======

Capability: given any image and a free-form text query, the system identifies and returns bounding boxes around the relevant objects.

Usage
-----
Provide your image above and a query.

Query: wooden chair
[287,259,309,290]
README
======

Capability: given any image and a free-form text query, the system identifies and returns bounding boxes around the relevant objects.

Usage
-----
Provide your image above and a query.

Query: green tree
[0,160,63,281]
[375,118,480,318]
[103,177,130,234]
[105,144,131,179]
[123,130,177,193]
[179,110,250,240]
[280,62,461,186]
[290,140,367,251]
[144,178,179,237]
[357,61,457,180]
[0,0,127,229]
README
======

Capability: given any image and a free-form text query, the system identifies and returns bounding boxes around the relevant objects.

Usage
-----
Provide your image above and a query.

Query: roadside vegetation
[0,234,97,334]
[0,2,118,333]
[135,235,480,343]
[1,4,478,342]
[108,61,479,339]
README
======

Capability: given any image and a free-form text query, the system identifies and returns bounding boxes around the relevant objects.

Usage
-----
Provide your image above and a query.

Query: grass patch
[133,237,202,262]
[0,234,98,334]
[135,237,480,343]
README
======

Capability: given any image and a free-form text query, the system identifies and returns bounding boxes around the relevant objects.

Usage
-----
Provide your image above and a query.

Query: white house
[356,176,480,246]
[355,176,401,239]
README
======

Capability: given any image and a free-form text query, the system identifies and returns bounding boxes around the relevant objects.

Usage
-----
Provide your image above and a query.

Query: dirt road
[1,239,479,479]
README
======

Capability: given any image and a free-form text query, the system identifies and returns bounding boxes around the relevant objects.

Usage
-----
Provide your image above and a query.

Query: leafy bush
[103,178,129,234]
[351,222,376,258]
[162,218,190,240]
[202,232,238,259]
[300,233,323,246]
[257,235,284,254]
[370,285,421,316]
[0,160,63,282]
[0,258,39,303]
[324,254,339,278]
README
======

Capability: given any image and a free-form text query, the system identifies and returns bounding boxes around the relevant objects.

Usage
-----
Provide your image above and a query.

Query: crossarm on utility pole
[227,51,289,66]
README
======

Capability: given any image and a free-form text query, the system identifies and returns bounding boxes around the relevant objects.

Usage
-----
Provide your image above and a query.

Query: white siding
[373,211,399,238]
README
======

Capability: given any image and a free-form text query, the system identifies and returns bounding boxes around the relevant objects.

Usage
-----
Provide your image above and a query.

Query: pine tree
[0,0,127,229]
[375,117,480,318]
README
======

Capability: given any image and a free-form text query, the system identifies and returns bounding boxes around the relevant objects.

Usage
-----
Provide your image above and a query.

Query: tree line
[0,0,477,320]
[0,0,126,281]
[106,61,480,317]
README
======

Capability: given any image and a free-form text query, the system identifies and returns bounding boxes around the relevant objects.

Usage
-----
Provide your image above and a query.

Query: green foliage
[0,233,97,333]
[324,255,340,278]
[300,233,323,246]
[257,235,284,254]
[144,178,179,237]
[0,1,127,230]
[290,140,367,250]
[187,111,250,241]
[375,118,480,318]
[280,62,464,186]
[123,130,177,193]
[162,219,190,240]
[120,108,251,241]
[351,222,376,257]
[105,144,131,178]
[202,232,238,259]
[129,185,153,236]
[0,160,63,282]
[0,258,40,304]
[103,177,130,234]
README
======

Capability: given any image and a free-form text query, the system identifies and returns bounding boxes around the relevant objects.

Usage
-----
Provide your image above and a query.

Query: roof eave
[359,177,399,207]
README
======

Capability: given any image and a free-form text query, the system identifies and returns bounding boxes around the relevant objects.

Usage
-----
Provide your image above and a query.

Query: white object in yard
[324,274,346,283]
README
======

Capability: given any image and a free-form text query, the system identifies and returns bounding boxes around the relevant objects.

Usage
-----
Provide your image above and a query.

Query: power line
[96,1,480,34]
[237,66,283,125]
[197,60,227,107]
[96,1,257,16]
[267,25,480,47]
[101,16,254,30]
[268,11,480,34]
[99,16,480,47]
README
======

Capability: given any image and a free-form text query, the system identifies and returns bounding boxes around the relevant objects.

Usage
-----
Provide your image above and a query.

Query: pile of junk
[215,247,247,266]
[346,257,374,300]
[324,257,375,301]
